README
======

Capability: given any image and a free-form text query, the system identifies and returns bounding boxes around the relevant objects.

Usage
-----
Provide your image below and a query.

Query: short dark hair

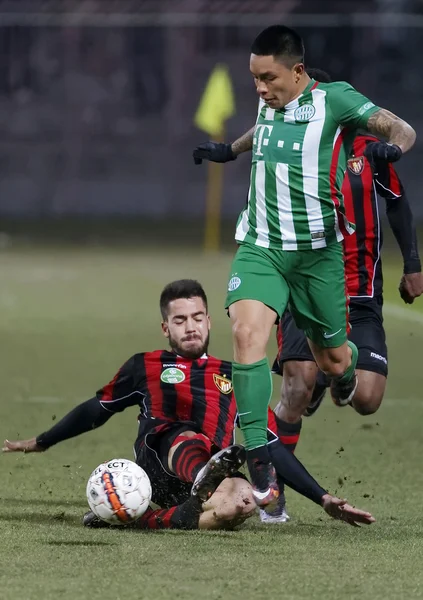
[160,279,208,320]
[251,25,305,67]
[306,68,332,83]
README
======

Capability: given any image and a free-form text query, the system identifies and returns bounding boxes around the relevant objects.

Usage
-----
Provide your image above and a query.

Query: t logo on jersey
[254,124,274,156]
[347,156,364,175]
[213,374,233,394]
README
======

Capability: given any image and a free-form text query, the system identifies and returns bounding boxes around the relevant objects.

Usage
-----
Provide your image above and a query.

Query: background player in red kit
[264,69,423,523]
[4,279,374,530]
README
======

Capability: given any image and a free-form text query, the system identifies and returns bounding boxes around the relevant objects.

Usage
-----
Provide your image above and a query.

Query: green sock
[338,340,358,383]
[232,358,272,451]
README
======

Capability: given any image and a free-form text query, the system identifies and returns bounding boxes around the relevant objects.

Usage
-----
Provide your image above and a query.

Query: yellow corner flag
[195,65,235,253]
[194,64,235,137]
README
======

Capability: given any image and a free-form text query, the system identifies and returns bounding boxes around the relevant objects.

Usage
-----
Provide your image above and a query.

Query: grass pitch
[1,244,423,600]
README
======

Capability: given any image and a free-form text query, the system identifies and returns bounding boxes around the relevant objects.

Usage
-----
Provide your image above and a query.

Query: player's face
[162,296,211,359]
[250,54,305,109]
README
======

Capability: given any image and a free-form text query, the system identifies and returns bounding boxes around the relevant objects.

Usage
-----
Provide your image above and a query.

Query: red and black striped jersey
[342,134,403,298]
[97,350,238,449]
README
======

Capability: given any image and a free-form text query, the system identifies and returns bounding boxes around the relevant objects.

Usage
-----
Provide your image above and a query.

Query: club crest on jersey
[228,276,241,291]
[161,367,185,384]
[294,103,315,122]
[347,156,364,175]
[213,374,233,394]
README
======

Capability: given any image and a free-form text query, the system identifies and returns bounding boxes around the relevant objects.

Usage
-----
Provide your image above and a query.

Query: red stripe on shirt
[341,171,359,296]
[388,163,402,196]
[361,162,377,296]
[330,128,348,237]
[203,360,220,447]
[144,351,167,419]
[100,372,119,401]
[267,409,277,436]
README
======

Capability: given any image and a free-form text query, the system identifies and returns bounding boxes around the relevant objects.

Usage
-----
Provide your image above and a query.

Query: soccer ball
[86,458,152,525]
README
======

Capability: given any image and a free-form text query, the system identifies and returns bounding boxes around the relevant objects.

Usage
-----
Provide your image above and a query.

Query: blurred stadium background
[2,3,423,599]
[0,0,422,243]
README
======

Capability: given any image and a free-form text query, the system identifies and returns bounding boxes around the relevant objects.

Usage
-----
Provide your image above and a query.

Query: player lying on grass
[261,69,423,524]
[193,24,416,511]
[3,280,375,530]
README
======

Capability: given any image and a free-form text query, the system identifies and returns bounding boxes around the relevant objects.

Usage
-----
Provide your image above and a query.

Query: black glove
[364,141,402,163]
[193,142,237,165]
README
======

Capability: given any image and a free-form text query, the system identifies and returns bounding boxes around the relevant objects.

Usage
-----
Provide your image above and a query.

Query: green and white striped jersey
[235,79,380,250]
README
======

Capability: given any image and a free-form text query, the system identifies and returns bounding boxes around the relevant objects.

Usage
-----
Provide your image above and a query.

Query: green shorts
[225,242,349,348]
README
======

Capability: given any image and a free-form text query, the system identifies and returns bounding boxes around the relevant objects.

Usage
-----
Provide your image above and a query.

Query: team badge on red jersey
[213,374,233,394]
[347,156,364,175]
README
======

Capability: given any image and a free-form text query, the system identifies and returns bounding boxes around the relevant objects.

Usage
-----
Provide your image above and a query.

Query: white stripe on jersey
[301,89,326,249]
[254,161,270,247]
[272,102,299,249]
[276,162,297,250]
[235,170,253,242]
[235,209,249,242]
[264,107,275,121]
[256,98,265,120]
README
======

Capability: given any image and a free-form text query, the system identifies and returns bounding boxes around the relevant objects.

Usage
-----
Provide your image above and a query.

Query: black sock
[247,445,274,491]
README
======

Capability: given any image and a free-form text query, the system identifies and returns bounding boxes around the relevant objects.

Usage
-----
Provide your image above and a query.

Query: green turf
[1,246,423,600]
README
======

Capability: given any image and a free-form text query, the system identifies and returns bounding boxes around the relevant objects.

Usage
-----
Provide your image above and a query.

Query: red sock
[170,434,212,483]
[275,416,302,453]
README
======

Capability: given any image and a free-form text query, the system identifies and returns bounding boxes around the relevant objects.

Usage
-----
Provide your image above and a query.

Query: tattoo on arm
[366,108,416,153]
[231,126,255,156]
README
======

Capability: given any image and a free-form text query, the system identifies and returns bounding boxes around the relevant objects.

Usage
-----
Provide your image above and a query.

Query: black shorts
[134,420,202,508]
[273,297,388,378]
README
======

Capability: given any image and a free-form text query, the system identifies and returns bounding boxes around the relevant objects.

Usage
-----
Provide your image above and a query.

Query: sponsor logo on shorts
[294,103,315,122]
[228,276,241,291]
[213,374,233,394]
[370,352,387,365]
[323,328,342,339]
[160,367,186,384]
[357,101,375,116]
[347,156,364,175]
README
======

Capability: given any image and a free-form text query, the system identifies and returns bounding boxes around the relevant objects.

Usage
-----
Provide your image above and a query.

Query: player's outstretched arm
[268,439,375,526]
[365,108,416,162]
[2,397,113,453]
[192,126,255,165]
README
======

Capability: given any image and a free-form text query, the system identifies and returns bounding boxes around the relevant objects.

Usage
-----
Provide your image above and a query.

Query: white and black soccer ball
[86,458,152,525]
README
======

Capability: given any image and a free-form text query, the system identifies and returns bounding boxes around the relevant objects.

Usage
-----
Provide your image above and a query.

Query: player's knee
[317,348,350,377]
[173,430,200,440]
[352,390,383,415]
[231,320,266,355]
[351,372,386,415]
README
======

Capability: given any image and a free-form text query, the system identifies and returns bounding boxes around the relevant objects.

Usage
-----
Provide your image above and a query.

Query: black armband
[36,397,112,450]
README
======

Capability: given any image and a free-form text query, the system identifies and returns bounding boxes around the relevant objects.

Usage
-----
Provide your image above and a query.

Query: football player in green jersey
[193,25,416,509]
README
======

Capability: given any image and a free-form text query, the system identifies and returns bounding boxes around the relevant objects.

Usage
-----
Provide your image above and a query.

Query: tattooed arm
[231,126,255,156]
[366,108,416,154]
